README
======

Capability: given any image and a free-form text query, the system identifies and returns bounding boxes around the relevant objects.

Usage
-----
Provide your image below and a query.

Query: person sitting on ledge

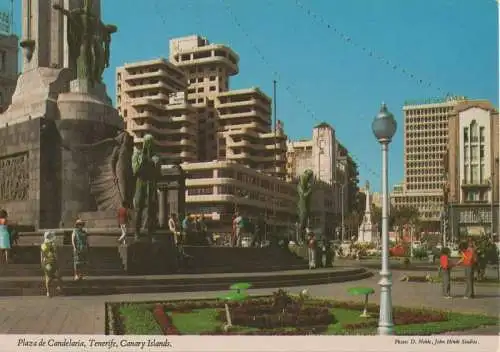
[40,231,63,297]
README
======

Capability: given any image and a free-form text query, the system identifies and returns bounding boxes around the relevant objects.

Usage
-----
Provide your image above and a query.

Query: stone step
[0,268,373,296]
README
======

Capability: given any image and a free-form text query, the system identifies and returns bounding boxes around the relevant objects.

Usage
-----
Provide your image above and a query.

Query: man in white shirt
[168,213,181,245]
[233,212,244,247]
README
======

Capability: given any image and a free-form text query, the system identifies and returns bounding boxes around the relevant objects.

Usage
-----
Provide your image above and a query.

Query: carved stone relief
[0,153,29,201]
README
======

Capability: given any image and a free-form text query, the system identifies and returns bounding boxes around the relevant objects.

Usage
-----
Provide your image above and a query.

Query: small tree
[474,236,499,281]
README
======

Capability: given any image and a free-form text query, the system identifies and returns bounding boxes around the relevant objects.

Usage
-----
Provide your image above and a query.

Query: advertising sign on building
[168,92,186,105]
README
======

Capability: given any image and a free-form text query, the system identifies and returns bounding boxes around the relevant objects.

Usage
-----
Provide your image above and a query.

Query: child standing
[439,247,452,299]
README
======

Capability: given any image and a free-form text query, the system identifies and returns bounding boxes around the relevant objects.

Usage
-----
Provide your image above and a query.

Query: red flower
[153,304,180,335]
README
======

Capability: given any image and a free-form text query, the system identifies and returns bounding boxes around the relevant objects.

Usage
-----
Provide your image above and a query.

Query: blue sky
[8,0,499,192]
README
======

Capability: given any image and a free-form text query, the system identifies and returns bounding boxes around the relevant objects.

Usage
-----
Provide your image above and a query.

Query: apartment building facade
[446,100,499,238]
[116,35,290,232]
[183,160,296,235]
[116,59,197,163]
[0,34,17,113]
[391,96,468,224]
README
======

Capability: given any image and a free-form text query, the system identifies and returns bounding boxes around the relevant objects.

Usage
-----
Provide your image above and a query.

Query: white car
[411,241,422,249]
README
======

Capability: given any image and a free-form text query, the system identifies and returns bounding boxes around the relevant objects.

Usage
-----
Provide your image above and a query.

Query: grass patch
[118,303,162,335]
[109,296,499,336]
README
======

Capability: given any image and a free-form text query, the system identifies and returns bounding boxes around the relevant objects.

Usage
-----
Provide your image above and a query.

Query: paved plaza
[0,269,498,335]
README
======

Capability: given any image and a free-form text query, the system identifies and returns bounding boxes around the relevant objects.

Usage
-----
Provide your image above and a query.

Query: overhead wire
[293,0,452,96]
[219,0,381,181]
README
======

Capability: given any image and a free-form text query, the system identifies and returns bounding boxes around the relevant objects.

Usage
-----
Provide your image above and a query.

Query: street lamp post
[372,102,397,336]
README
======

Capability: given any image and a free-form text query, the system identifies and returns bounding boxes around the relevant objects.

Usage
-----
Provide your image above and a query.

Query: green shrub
[412,247,428,259]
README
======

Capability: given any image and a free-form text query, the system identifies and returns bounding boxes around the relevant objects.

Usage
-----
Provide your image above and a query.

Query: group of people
[167,213,210,246]
[231,212,267,248]
[439,239,478,299]
[40,218,90,297]
[306,230,334,269]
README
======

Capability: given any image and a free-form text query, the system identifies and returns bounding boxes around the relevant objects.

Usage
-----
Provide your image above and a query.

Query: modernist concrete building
[446,100,499,238]
[116,35,289,233]
[0,34,18,113]
[115,59,197,163]
[116,36,287,175]
[391,96,468,223]
[182,160,296,235]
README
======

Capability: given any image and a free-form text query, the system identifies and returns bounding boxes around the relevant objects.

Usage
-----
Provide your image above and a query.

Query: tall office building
[391,96,468,223]
[0,34,18,113]
[447,100,499,238]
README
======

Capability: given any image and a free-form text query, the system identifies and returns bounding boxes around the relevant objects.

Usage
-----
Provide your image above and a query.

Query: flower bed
[107,292,498,336]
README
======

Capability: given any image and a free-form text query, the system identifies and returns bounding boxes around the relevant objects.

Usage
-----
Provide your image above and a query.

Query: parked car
[411,241,422,249]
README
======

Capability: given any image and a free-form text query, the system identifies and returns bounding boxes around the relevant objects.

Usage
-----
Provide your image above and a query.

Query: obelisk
[357,181,376,243]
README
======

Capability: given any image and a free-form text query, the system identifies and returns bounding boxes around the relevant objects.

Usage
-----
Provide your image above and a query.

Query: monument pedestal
[0,68,72,127]
[56,79,124,226]
[118,235,178,275]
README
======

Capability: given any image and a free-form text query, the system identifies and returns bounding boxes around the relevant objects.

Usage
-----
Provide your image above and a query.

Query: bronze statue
[132,134,161,241]
[53,0,117,85]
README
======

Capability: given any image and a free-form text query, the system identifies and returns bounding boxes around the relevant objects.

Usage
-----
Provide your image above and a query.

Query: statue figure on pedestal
[297,169,314,243]
[132,134,161,241]
[53,0,117,85]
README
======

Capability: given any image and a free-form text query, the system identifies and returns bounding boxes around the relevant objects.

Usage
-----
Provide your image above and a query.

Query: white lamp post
[372,102,397,335]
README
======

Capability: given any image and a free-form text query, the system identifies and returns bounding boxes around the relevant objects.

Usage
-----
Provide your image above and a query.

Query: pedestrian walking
[251,215,266,247]
[168,213,181,245]
[72,219,89,281]
[0,209,11,264]
[233,212,246,247]
[195,215,210,245]
[40,231,63,297]
[181,214,193,245]
[117,201,129,245]
[307,230,317,269]
[439,247,452,299]
[456,240,476,299]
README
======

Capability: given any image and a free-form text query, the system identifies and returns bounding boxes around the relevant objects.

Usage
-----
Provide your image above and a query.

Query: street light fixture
[371,102,397,336]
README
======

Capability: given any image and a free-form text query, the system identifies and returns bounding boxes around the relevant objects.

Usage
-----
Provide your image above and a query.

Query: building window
[470,146,478,161]
[471,165,479,184]
[463,127,469,142]
[470,121,478,142]
[197,87,204,93]
[479,126,485,142]
[209,76,216,81]
[123,109,127,117]
[209,86,216,91]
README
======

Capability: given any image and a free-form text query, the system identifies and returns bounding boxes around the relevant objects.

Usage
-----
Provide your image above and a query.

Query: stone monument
[0,0,123,229]
[357,181,376,244]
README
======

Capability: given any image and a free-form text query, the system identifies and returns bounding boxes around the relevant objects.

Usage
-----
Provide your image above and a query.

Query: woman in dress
[72,219,89,281]
[40,231,63,297]
[0,209,11,264]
